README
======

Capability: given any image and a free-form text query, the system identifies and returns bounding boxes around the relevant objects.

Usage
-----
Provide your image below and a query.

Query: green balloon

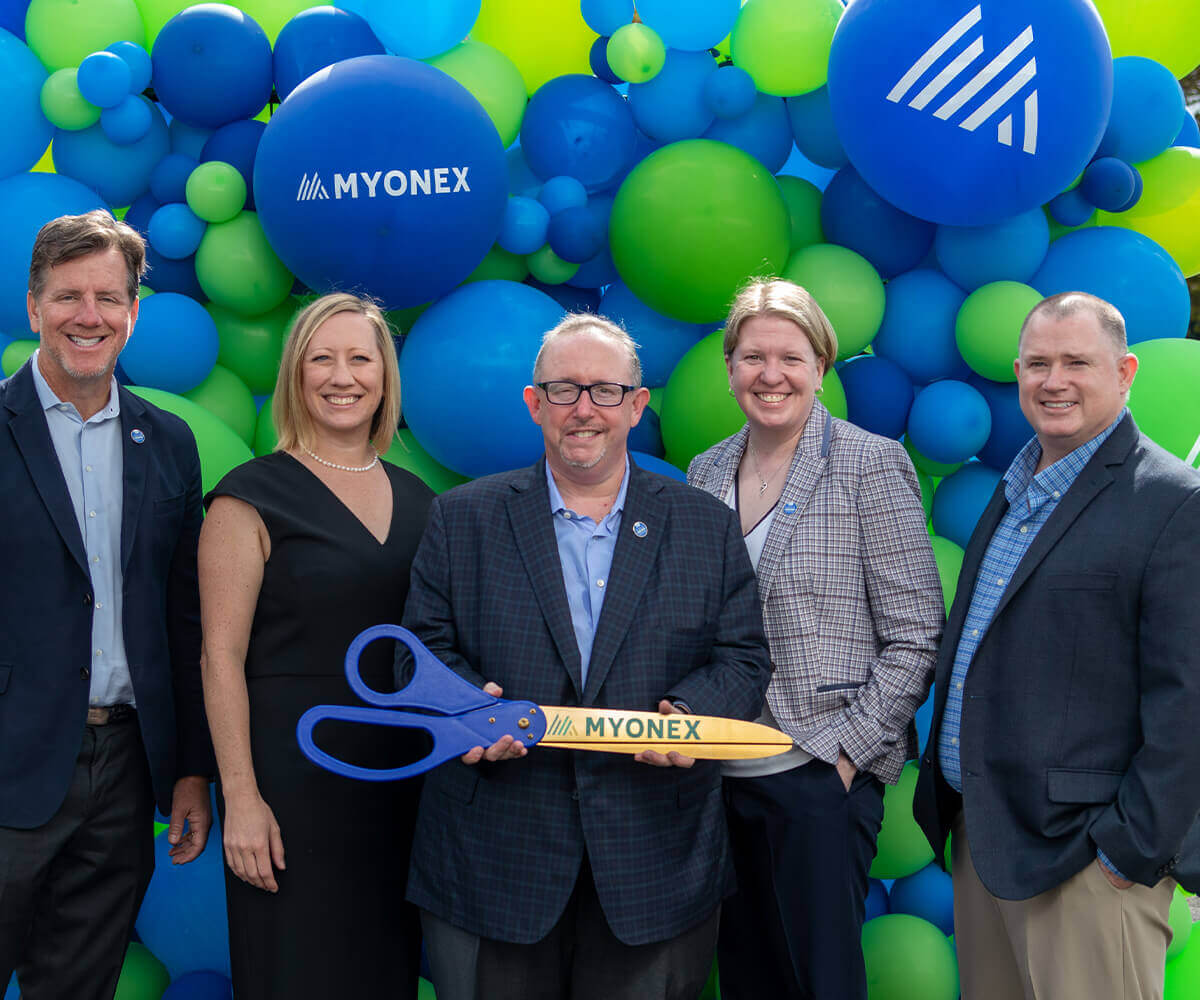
[186,161,247,224]
[955,281,1041,383]
[417,976,438,1000]
[113,942,170,1000]
[606,22,666,83]
[463,245,530,285]
[387,302,432,336]
[776,174,825,252]
[526,245,579,285]
[41,69,102,131]
[818,367,847,422]
[2,340,38,377]
[1167,888,1193,961]
[429,41,528,148]
[1127,338,1200,469]
[195,211,294,317]
[904,437,962,479]
[254,397,278,456]
[1166,927,1200,1000]
[862,914,960,1000]
[26,0,145,73]
[384,430,470,494]
[916,468,934,521]
[781,244,884,360]
[730,0,843,97]
[184,364,258,447]
[610,139,791,323]
[130,386,254,494]
[646,386,665,414]
[870,761,935,879]
[208,297,298,396]
[929,535,964,613]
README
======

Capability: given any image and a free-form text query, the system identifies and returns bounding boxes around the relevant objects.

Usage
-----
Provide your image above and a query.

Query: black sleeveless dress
[204,451,434,999]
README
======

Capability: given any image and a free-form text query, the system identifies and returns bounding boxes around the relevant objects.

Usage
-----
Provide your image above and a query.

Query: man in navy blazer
[0,212,213,999]
[913,292,1200,1000]
[404,314,772,1000]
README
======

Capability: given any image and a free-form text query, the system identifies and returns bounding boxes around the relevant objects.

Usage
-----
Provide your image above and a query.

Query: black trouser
[0,718,154,1000]
[717,761,885,1000]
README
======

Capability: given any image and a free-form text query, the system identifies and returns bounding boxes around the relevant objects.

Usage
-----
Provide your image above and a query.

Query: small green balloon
[929,535,964,613]
[1127,338,1200,468]
[730,0,843,97]
[40,69,102,131]
[417,976,438,1000]
[905,437,962,478]
[1167,888,1193,961]
[186,161,248,224]
[955,281,1041,383]
[607,22,666,83]
[254,397,278,456]
[195,211,294,317]
[861,915,959,1000]
[384,430,470,494]
[526,245,579,285]
[184,364,258,447]
[646,386,665,414]
[2,340,38,376]
[1166,929,1200,1000]
[916,468,935,520]
[25,0,145,73]
[776,174,825,251]
[870,761,936,879]
[781,244,884,359]
[429,41,528,148]
[113,941,170,1000]
[208,297,298,396]
[463,245,530,285]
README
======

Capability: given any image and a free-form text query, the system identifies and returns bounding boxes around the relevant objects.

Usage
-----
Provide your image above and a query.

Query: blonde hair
[273,293,400,454]
[723,279,838,371]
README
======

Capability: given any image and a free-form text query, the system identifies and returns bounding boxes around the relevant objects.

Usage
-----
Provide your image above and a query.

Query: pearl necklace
[302,444,379,473]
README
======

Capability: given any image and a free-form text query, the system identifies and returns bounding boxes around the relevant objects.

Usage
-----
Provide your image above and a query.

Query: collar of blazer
[505,456,669,705]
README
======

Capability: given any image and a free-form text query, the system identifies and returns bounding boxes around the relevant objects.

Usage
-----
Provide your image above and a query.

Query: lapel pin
[130,429,145,444]
[783,502,797,516]
[632,521,648,538]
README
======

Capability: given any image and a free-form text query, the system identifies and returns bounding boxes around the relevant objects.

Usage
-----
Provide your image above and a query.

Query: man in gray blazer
[914,292,1200,1000]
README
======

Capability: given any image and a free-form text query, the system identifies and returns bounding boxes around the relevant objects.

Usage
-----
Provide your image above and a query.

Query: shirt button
[996,577,1005,586]
[93,556,101,564]
[88,510,96,518]
[1052,491,1060,499]
[971,629,979,637]
[95,601,103,610]
[956,682,962,690]
[951,737,959,745]
[94,649,103,657]
[1019,526,1028,534]
[85,465,93,472]
[596,579,605,588]
[563,512,572,519]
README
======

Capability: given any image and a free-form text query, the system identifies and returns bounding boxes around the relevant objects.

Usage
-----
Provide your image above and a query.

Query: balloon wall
[3,0,1198,996]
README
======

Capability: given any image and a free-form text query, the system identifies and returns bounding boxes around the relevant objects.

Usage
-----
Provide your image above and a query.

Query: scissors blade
[534,706,795,759]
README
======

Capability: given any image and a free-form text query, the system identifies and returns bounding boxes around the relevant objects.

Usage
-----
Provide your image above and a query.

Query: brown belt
[86,704,136,726]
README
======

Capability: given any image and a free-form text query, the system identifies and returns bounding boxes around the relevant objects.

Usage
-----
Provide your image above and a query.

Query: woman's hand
[222,789,286,893]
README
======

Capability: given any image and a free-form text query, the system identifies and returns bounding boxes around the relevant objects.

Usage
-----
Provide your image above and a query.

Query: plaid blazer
[403,457,771,946]
[688,402,943,784]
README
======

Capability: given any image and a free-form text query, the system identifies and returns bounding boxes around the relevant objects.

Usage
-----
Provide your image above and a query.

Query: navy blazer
[403,458,772,946]
[913,415,1200,897]
[0,361,213,829]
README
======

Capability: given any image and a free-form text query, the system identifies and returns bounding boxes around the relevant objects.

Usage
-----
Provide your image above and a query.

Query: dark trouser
[422,854,720,1000]
[0,718,155,1000]
[717,761,885,1000]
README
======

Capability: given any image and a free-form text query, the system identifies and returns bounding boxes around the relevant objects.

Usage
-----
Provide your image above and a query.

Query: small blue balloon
[872,269,969,385]
[499,195,550,255]
[629,406,665,456]
[1115,164,1143,212]
[637,0,739,52]
[629,48,716,143]
[200,119,265,212]
[1,5,26,39]
[865,879,891,922]
[820,165,935,279]
[777,146,837,191]
[702,91,792,174]
[100,94,153,145]
[53,101,170,208]
[914,689,935,755]
[362,0,477,59]
[274,6,384,101]
[121,292,219,393]
[1080,156,1136,212]
[704,64,756,121]
[0,27,53,179]
[524,277,600,313]
[123,192,159,238]
[967,374,1032,471]
[162,971,233,1000]
[786,86,848,170]
[150,152,199,205]
[632,449,683,479]
[537,175,589,216]
[547,202,608,263]
[1173,110,1200,149]
[77,50,133,109]
[933,207,1049,291]
[889,863,955,936]
[589,35,622,85]
[148,203,207,260]
[907,379,991,464]
[168,118,214,160]
[566,244,619,289]
[1097,56,1185,165]
[1047,186,1094,228]
[581,0,634,37]
[838,354,915,439]
[931,461,1003,548]
[599,280,711,386]
[143,247,205,299]
[507,145,542,198]
[107,40,153,94]
[521,75,638,193]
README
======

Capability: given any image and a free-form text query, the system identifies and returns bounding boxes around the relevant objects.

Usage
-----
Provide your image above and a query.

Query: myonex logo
[548,714,578,737]
[296,172,329,200]
[295,167,473,202]
[887,5,1039,155]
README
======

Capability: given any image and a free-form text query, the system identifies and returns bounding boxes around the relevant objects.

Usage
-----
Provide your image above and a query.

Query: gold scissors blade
[535,706,795,759]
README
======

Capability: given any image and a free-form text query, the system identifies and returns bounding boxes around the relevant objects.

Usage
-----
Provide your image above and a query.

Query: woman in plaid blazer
[687,279,944,1000]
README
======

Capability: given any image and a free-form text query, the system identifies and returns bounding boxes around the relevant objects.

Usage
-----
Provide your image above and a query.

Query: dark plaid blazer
[403,456,772,945]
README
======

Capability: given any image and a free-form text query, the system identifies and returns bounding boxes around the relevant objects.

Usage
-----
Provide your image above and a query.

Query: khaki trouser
[951,813,1175,1000]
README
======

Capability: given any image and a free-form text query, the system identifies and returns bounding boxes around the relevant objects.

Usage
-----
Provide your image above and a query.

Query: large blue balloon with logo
[254,55,507,310]
[829,0,1112,225]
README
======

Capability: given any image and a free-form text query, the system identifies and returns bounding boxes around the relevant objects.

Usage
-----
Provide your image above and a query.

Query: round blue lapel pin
[783,502,797,516]
[130,429,146,444]
[632,521,648,538]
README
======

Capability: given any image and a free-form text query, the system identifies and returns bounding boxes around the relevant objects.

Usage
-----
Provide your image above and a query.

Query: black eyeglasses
[536,381,638,407]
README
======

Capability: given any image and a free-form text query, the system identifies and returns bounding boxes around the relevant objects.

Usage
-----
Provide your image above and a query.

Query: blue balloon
[547,202,608,263]
[507,145,542,198]
[153,5,273,128]
[537,175,588,216]
[1032,226,1190,344]
[362,0,478,60]
[150,152,199,205]
[1080,156,1136,212]
[148,203,207,259]
[121,292,218,393]
[829,0,1112,225]
[1047,186,1093,228]
[637,0,739,52]
[1097,56,1185,165]
[907,380,991,464]
[1173,109,1200,149]
[629,48,716,143]
[100,94,153,146]
[77,50,132,109]
[499,195,550,255]
[777,146,837,191]
[967,374,1032,471]
[162,971,234,1000]
[524,277,600,313]
[889,863,955,935]
[200,120,265,212]
[865,878,891,922]
[914,688,935,754]
[933,207,1049,291]
[931,461,1002,548]
[0,26,53,179]
[0,172,105,334]
[107,40,152,94]
[521,75,637,193]
[169,118,214,160]
[704,64,756,121]
[400,280,564,477]
[0,3,26,39]
[839,354,915,439]
[53,100,169,207]
[629,406,664,457]
[589,35,621,85]
[786,86,848,170]
[872,269,969,385]
[702,91,793,174]
[1116,164,1144,212]
[274,6,384,101]
[820,166,935,279]
[144,247,204,299]
[632,449,683,479]
[566,244,619,289]
[581,0,634,37]
[599,280,711,386]
[254,55,508,309]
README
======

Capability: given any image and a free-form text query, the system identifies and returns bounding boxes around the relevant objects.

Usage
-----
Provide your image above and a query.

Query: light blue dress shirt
[31,352,134,707]
[546,458,629,687]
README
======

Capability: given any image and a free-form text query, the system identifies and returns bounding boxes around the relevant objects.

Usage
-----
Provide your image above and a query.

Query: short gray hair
[532,313,643,387]
[1020,292,1128,356]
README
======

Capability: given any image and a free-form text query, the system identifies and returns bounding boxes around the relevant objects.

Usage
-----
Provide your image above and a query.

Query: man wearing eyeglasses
[402,313,772,1000]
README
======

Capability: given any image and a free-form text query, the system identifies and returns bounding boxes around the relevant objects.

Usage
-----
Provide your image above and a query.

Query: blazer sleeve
[830,440,944,769]
[1090,487,1200,884]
